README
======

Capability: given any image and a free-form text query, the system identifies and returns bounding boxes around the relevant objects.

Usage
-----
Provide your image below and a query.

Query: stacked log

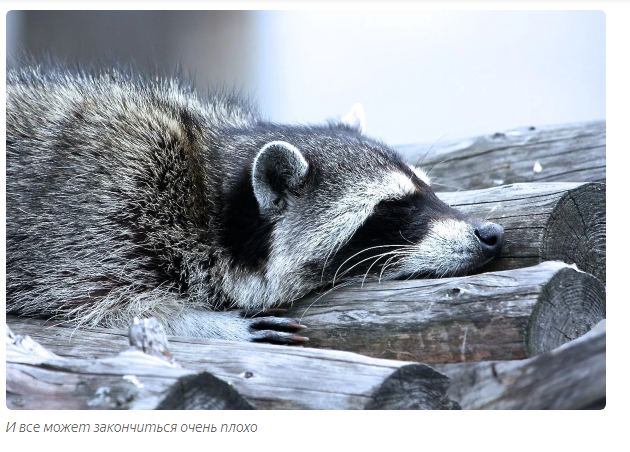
[396,120,605,190]
[433,320,606,409]
[437,182,606,282]
[6,317,458,410]
[282,261,605,363]
[6,319,252,410]
[5,121,606,410]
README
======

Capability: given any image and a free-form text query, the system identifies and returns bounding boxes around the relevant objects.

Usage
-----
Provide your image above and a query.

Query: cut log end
[366,364,460,410]
[438,182,606,282]
[542,183,606,283]
[525,267,606,357]
[156,372,254,410]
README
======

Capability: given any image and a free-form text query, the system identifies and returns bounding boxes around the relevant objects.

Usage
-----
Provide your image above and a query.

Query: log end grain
[542,183,606,283]
[525,266,606,357]
[365,364,460,410]
[156,372,254,410]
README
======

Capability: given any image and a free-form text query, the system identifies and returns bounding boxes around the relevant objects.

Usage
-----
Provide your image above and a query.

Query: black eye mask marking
[324,178,471,281]
[326,193,428,280]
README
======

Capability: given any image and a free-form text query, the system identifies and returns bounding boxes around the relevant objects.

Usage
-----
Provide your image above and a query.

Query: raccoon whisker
[378,252,406,283]
[428,181,465,191]
[335,248,413,287]
[483,203,500,222]
[332,244,407,286]
[426,153,459,178]
[361,250,406,287]
[320,226,375,283]
[439,262,461,278]
[399,230,414,245]
[334,250,406,286]
[385,250,416,277]
[299,280,355,322]
[445,187,464,207]
[320,250,334,284]
[398,270,418,281]
[414,132,449,168]
[320,239,349,283]
[453,261,466,277]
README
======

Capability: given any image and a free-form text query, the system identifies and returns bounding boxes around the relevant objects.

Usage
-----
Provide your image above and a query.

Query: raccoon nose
[474,222,504,258]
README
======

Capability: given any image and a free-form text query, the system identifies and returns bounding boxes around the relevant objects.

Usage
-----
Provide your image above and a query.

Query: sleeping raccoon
[6,64,504,343]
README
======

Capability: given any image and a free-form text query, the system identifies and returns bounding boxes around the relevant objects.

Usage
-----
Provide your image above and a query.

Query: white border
[1,1,624,449]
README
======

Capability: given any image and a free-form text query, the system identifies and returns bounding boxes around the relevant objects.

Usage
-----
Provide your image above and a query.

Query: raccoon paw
[166,309,308,344]
[246,315,309,345]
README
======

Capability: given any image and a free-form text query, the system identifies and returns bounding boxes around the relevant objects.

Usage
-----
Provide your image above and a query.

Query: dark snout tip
[475,222,505,258]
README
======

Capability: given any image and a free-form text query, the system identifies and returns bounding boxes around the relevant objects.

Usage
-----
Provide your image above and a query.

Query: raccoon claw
[265,308,288,315]
[249,316,307,330]
[250,330,309,344]
[247,316,309,344]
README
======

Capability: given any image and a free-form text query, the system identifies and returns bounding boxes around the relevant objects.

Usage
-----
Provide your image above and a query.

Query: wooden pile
[6,120,606,410]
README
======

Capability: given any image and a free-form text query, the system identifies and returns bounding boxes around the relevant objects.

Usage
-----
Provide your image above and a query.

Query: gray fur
[6,63,502,342]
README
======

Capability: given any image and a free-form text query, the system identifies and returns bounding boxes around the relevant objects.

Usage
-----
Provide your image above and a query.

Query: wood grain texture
[7,323,194,410]
[6,321,254,410]
[284,262,605,363]
[437,182,606,282]
[6,318,457,410]
[434,320,606,409]
[396,120,605,191]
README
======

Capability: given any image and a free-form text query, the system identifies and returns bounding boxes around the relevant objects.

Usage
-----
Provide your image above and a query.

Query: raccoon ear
[340,103,366,134]
[252,141,309,217]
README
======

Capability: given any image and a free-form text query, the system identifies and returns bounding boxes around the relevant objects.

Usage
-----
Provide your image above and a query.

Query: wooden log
[433,320,606,409]
[282,262,605,364]
[156,372,253,410]
[6,319,253,410]
[396,120,605,191]
[437,182,606,283]
[6,317,459,410]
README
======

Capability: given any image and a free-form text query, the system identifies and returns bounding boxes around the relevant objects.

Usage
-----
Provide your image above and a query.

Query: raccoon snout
[474,222,504,258]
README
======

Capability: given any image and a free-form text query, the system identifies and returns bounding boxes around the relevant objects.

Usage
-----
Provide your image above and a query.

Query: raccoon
[6,63,504,343]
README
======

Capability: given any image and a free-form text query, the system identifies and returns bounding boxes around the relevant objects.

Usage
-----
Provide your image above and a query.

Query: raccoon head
[229,122,503,310]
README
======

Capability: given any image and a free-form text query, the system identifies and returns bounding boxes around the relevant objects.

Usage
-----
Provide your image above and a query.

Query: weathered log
[156,372,253,410]
[434,320,606,409]
[437,182,606,283]
[396,120,605,191]
[283,262,605,364]
[6,317,458,410]
[6,319,252,410]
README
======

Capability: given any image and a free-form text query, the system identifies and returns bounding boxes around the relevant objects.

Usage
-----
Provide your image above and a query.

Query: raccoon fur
[6,63,504,343]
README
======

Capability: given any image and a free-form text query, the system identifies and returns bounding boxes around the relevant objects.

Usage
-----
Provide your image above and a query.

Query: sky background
[7,10,605,146]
